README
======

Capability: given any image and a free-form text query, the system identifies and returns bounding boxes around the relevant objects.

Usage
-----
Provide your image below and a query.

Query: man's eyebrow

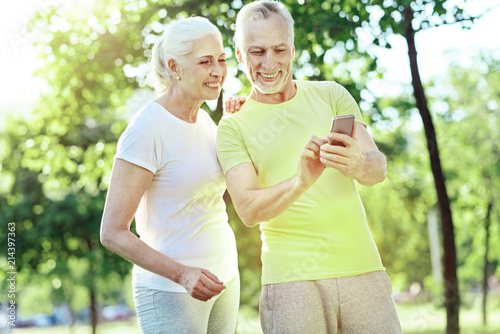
[248,43,288,49]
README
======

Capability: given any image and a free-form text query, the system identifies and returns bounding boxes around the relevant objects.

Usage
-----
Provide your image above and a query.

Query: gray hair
[235,1,294,51]
[150,17,222,92]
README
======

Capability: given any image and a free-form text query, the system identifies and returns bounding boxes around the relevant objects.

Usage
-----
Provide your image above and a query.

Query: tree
[358,95,437,292]
[2,0,145,331]
[352,1,495,332]
[429,52,500,325]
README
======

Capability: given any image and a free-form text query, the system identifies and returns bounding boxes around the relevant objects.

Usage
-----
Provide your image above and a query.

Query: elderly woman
[100,17,239,333]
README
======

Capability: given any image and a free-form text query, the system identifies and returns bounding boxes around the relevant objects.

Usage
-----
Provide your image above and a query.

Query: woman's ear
[167,59,179,78]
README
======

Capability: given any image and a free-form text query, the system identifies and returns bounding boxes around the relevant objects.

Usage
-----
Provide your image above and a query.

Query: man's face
[238,14,294,95]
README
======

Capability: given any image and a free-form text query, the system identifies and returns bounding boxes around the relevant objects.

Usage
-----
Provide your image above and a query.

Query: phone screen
[329,114,354,146]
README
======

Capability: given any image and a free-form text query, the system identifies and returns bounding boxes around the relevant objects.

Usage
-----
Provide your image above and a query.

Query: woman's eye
[219,59,226,63]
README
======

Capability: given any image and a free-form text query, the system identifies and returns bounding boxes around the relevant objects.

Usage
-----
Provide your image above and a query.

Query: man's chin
[254,83,281,95]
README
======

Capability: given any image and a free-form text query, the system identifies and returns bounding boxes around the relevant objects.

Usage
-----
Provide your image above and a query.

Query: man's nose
[262,52,277,70]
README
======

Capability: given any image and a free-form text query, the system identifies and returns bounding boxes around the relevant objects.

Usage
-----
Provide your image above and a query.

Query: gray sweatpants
[260,271,402,334]
[133,273,239,334]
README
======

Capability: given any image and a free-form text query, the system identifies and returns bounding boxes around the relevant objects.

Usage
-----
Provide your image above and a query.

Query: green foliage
[360,103,437,291]
[359,50,500,298]
[429,52,500,288]
[225,193,262,311]
[1,0,498,324]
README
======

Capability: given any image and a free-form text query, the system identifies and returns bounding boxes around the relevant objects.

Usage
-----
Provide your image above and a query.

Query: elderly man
[217,1,402,333]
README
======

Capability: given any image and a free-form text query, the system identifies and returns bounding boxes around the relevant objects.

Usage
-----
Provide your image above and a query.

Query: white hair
[235,1,294,51]
[149,16,222,92]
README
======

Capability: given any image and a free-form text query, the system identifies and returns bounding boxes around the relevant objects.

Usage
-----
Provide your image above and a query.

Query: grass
[8,319,141,334]
[8,303,500,334]
[396,303,500,334]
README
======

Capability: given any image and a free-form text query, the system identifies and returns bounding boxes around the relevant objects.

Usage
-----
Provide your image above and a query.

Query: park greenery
[0,0,499,333]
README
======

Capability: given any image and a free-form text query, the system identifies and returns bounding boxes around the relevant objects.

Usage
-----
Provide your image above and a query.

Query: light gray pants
[133,274,239,334]
[260,271,402,334]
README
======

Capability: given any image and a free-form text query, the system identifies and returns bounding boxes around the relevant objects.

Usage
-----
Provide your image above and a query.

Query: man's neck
[250,80,297,104]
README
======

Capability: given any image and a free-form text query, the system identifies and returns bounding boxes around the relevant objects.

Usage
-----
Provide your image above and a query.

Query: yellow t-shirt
[217,80,384,285]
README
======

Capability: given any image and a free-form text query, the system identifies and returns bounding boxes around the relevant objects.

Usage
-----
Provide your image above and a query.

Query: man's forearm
[232,175,307,227]
[355,151,387,186]
[226,136,326,227]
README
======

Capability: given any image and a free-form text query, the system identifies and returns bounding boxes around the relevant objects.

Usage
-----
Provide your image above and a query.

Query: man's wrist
[292,174,309,194]
[354,152,367,180]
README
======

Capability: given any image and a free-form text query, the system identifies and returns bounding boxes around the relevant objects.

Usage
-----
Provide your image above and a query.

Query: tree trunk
[403,7,460,334]
[217,91,224,115]
[86,237,98,334]
[90,284,98,334]
[213,91,224,124]
[482,200,493,325]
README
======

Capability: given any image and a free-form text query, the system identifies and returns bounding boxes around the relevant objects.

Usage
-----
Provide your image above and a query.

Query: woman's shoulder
[133,101,164,121]
[120,102,162,140]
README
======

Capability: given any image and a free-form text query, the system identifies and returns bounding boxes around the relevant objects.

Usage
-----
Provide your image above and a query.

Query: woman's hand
[179,266,226,301]
[225,96,247,114]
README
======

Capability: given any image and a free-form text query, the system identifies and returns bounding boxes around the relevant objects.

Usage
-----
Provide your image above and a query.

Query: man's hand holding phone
[327,114,355,146]
[297,135,328,190]
[320,115,366,179]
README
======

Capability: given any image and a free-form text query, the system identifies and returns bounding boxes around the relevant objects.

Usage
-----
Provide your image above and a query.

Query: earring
[176,76,180,80]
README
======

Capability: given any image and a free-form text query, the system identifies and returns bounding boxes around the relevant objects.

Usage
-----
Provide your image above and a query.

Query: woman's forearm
[101,226,185,284]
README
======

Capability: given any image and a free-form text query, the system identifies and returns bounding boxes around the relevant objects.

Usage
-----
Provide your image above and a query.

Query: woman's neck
[155,86,203,123]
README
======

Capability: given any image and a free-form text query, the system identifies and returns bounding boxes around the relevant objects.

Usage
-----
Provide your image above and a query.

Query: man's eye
[251,51,263,55]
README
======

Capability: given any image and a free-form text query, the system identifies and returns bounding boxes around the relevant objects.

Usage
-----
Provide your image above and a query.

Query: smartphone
[329,114,355,146]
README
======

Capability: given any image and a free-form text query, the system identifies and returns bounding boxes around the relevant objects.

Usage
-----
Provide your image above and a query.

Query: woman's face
[178,35,227,103]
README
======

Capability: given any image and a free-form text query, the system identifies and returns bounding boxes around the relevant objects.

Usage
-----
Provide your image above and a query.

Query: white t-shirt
[115,101,238,292]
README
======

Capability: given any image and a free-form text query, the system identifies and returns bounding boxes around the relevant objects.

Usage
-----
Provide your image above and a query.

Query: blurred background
[0,0,499,333]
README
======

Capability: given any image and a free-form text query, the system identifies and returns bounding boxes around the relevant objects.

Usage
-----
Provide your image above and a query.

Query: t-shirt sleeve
[114,116,159,174]
[330,82,366,127]
[216,117,252,174]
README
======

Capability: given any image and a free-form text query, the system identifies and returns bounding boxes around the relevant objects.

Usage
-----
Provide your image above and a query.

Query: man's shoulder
[219,99,261,125]
[217,110,245,137]
[297,79,342,90]
[219,111,241,127]
[298,80,354,105]
[293,80,341,105]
